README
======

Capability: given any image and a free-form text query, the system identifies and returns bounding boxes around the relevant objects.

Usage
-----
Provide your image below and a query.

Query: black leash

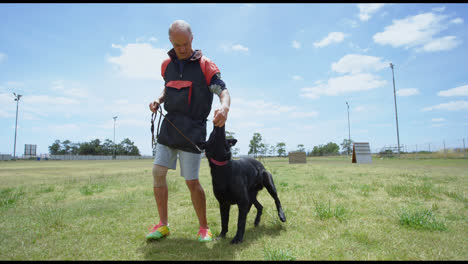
[151,107,202,153]
[151,111,162,150]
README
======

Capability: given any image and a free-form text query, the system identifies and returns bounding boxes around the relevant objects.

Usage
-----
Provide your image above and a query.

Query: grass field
[0,156,467,260]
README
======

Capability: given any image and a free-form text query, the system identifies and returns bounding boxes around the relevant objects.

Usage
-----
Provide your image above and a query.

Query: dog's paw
[230,237,243,244]
[279,210,287,222]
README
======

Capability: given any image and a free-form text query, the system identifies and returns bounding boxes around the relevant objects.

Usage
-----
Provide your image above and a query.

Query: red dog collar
[210,158,228,166]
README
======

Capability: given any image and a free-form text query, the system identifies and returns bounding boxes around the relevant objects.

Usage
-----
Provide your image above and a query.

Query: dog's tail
[262,170,286,222]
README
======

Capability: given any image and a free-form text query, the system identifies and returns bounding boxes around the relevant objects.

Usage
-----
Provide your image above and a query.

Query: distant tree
[340,139,354,155]
[276,142,286,157]
[261,143,269,157]
[323,142,340,155]
[102,139,115,155]
[297,144,305,152]
[49,140,61,155]
[59,140,74,154]
[269,144,277,157]
[226,131,235,140]
[248,133,263,158]
[119,138,140,156]
[311,142,340,156]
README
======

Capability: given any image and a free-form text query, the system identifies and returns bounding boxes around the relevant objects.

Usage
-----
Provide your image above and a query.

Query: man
[147,20,231,242]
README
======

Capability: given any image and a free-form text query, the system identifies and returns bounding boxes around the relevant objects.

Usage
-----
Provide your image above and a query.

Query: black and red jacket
[157,48,220,153]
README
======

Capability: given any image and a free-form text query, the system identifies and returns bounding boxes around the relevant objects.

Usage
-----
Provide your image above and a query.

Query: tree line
[48,138,141,156]
[247,132,354,157]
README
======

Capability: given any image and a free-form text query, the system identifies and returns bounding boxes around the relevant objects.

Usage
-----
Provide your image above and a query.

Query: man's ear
[227,139,237,147]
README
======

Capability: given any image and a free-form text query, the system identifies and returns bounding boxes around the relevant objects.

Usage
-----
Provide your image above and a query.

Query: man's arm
[213,89,230,127]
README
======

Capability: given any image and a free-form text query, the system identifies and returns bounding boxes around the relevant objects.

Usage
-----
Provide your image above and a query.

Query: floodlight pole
[13,93,22,161]
[113,116,118,159]
[346,101,351,156]
[390,63,401,156]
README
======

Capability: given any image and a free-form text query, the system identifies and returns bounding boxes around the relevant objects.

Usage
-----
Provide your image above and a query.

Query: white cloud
[0,93,14,118]
[373,12,461,52]
[331,54,389,74]
[292,75,303,81]
[292,40,301,49]
[450,18,463,24]
[6,81,23,87]
[51,80,90,98]
[437,84,468,97]
[357,4,386,21]
[108,42,167,80]
[301,73,387,99]
[397,88,420,97]
[25,95,80,105]
[222,44,249,53]
[314,32,346,48]
[231,44,249,52]
[348,43,369,53]
[0,52,6,63]
[431,118,445,122]
[419,36,461,52]
[422,100,468,111]
[290,111,318,118]
[432,6,446,12]
[354,106,366,112]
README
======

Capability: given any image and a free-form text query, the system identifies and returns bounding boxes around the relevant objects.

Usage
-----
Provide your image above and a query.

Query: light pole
[346,101,351,156]
[113,116,118,159]
[389,62,401,156]
[13,93,22,161]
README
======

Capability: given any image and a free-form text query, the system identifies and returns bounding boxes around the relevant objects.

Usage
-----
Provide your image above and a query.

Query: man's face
[169,29,193,60]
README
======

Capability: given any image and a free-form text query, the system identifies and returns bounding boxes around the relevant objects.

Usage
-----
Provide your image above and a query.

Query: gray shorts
[153,143,202,181]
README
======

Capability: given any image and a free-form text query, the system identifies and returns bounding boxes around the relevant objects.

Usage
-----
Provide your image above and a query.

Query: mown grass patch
[263,246,296,261]
[0,187,24,208]
[312,198,347,221]
[0,157,466,260]
[385,182,439,199]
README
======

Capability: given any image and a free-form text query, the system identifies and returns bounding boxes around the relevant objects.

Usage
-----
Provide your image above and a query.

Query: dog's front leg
[230,203,249,244]
[217,202,230,239]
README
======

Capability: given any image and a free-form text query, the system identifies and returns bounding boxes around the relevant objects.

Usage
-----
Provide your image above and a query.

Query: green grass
[0,157,467,260]
[398,207,447,231]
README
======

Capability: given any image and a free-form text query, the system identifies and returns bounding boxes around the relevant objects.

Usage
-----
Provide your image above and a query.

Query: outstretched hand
[213,106,229,127]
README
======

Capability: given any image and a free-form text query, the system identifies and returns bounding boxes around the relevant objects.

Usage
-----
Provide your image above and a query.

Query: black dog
[199,125,286,244]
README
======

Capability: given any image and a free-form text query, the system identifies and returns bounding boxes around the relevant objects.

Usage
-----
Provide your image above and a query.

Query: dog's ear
[226,138,237,147]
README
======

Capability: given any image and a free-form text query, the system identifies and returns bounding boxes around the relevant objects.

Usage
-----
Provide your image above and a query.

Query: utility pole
[113,116,118,159]
[13,93,22,161]
[389,63,401,156]
[346,101,351,156]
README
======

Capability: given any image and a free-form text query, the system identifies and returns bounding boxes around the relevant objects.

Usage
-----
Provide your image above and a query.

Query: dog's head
[198,125,237,161]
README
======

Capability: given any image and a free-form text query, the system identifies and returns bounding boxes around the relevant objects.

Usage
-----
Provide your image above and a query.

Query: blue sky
[1,3,467,156]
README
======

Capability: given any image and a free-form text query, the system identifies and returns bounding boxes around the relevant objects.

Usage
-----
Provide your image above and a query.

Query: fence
[372,138,468,159]
[48,155,153,160]
[0,154,12,161]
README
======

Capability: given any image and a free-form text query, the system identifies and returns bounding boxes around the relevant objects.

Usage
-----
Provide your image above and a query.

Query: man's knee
[153,165,168,188]
[185,179,202,192]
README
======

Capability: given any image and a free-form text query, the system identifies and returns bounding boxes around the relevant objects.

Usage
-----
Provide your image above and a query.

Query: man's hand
[149,100,160,113]
[213,106,229,127]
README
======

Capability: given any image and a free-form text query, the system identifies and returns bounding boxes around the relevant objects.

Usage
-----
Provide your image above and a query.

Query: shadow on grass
[138,224,284,260]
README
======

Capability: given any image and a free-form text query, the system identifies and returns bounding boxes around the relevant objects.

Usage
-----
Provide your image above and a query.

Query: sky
[1,3,467,156]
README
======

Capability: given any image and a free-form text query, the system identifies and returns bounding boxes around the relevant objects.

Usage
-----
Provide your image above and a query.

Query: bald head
[168,20,194,60]
[168,20,192,37]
